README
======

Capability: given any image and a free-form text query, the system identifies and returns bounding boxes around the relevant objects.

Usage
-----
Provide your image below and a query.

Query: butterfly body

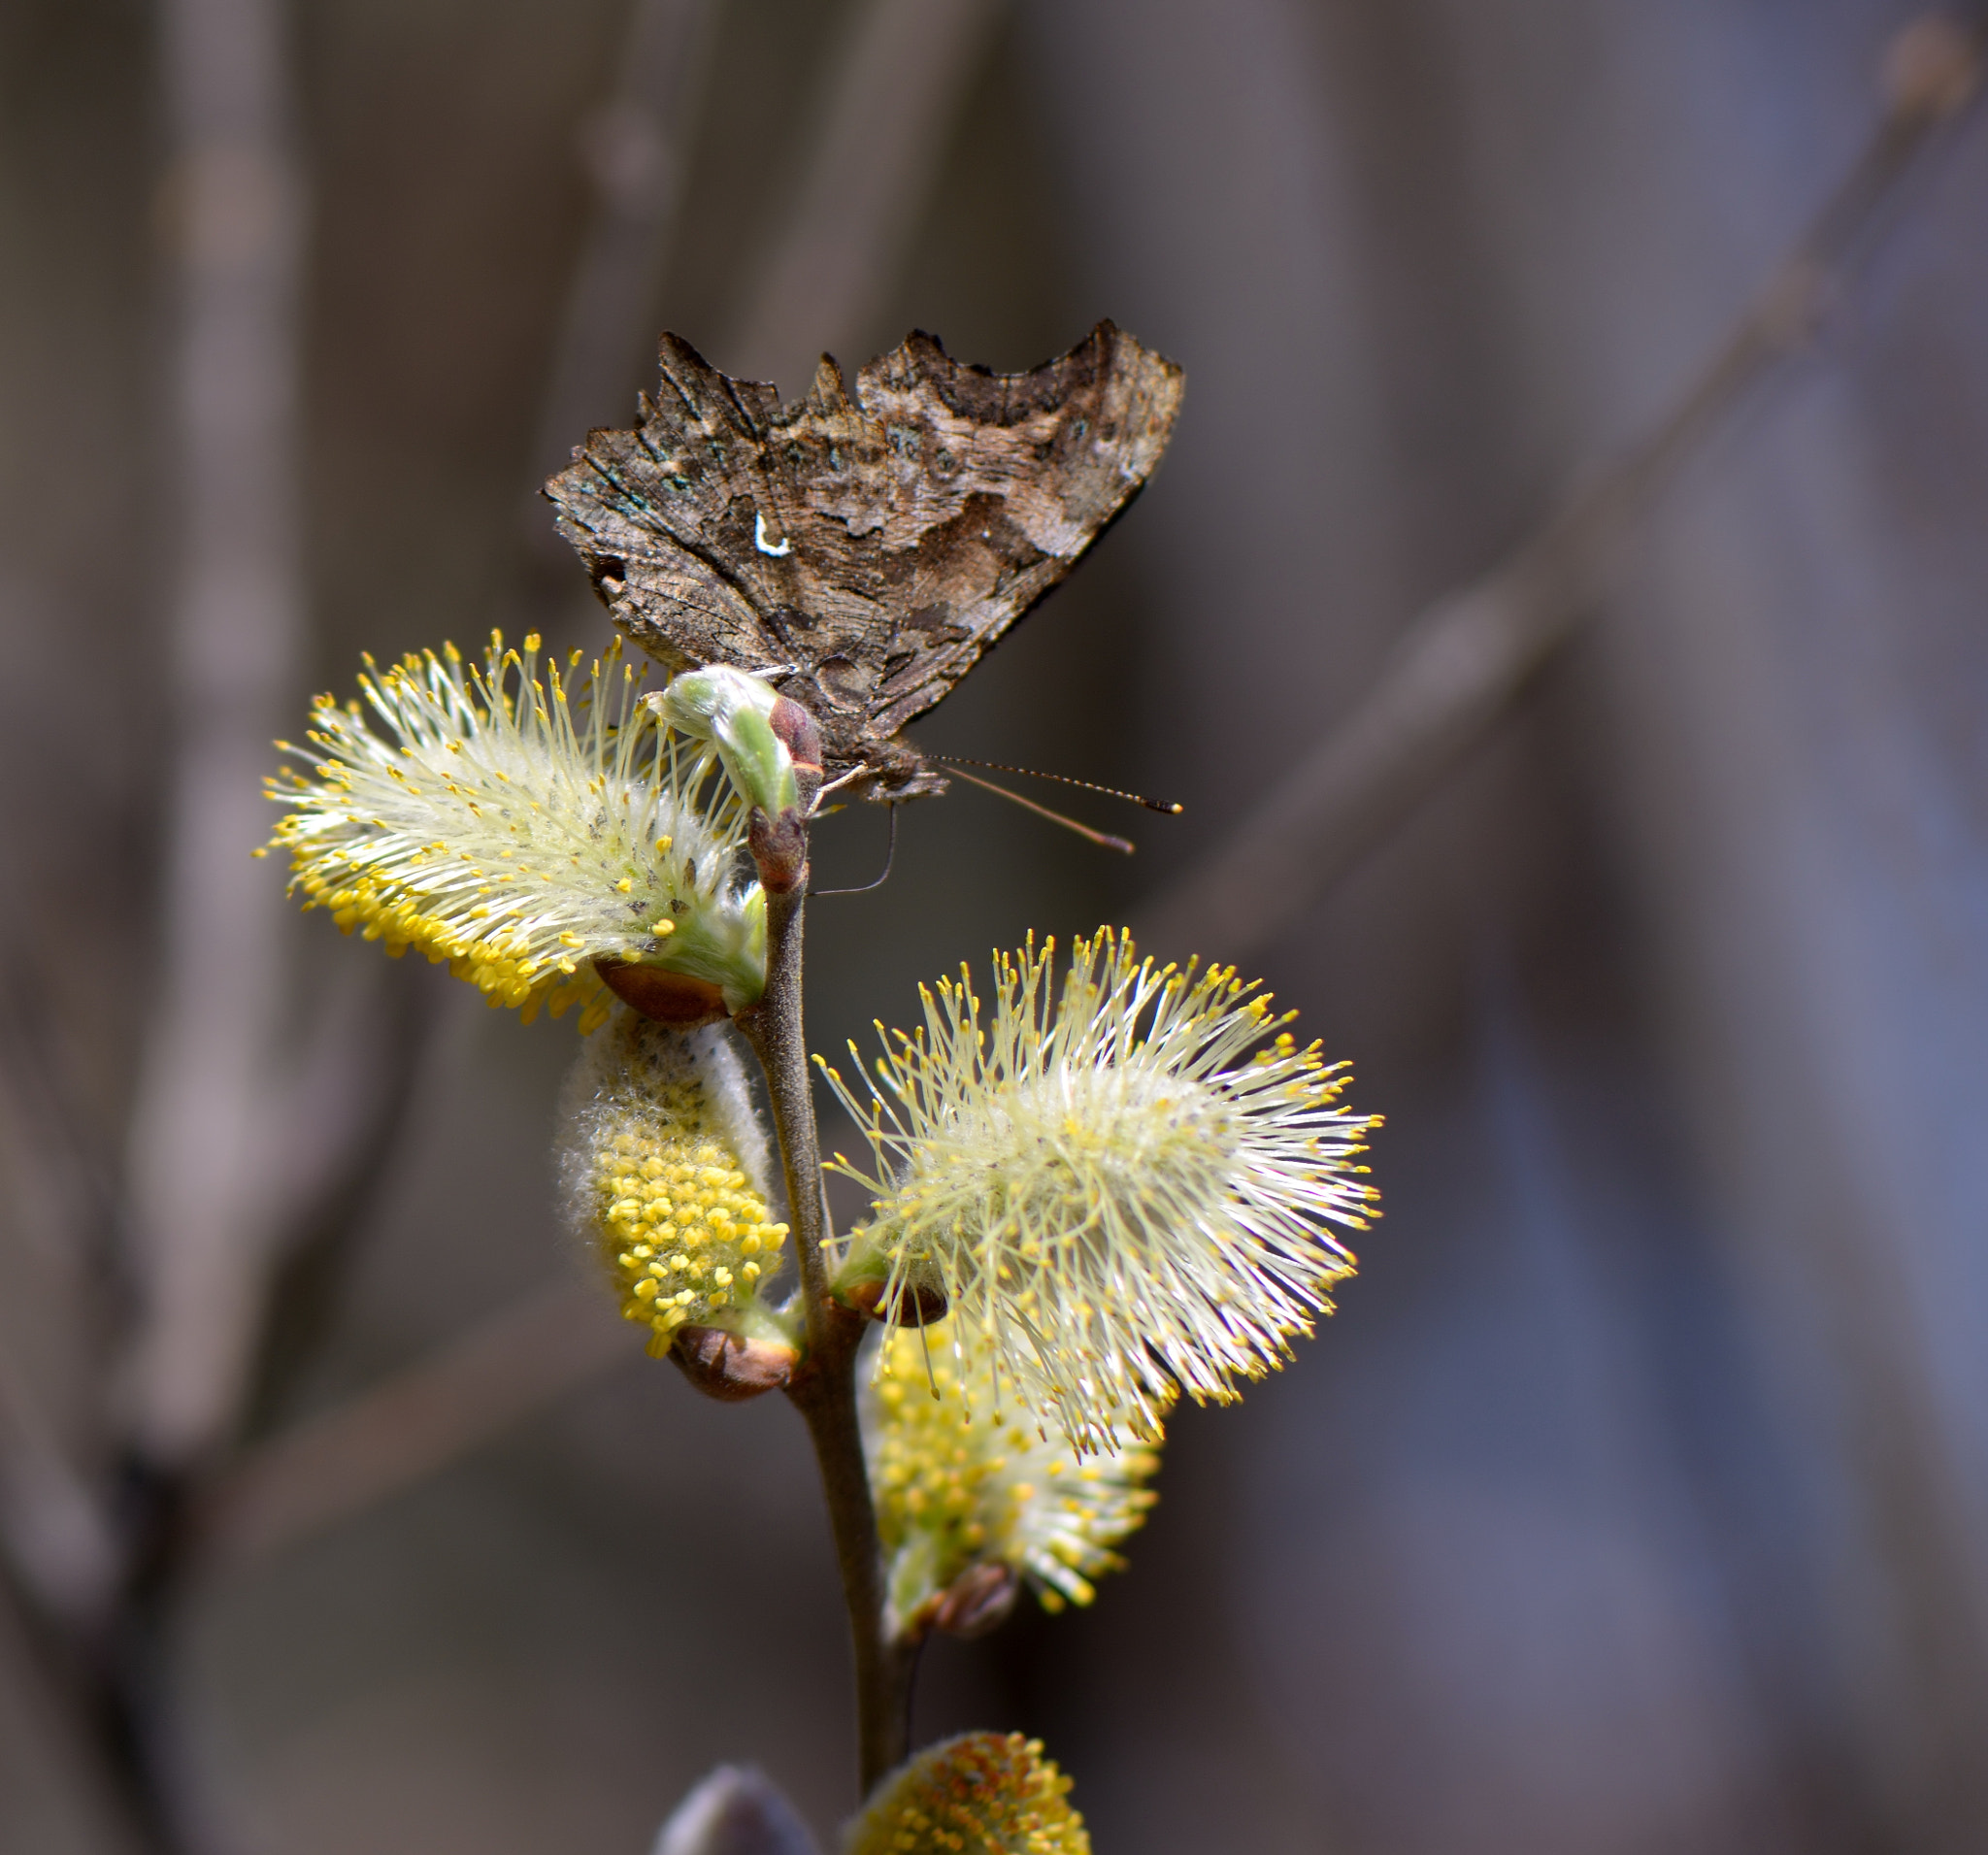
[547,321,1183,801]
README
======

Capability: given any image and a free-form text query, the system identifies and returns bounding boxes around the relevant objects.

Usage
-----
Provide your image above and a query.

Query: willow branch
[740,888,836,1351]
[741,881,911,1797]
[1133,14,1985,964]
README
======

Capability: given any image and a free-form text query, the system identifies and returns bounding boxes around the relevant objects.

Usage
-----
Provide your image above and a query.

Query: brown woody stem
[740,878,913,1797]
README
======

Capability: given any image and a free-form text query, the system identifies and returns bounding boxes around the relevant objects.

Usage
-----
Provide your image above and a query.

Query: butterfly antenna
[944,766,1137,855]
[811,805,900,896]
[928,755,1183,815]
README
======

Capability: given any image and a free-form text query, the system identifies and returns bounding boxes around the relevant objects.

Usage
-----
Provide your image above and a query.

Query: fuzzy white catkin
[824,930,1380,1453]
[268,634,768,1027]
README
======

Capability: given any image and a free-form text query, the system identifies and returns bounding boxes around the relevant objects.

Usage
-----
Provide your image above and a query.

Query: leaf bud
[653,668,800,818]
[595,958,730,1026]
[746,804,808,895]
[654,1765,821,1855]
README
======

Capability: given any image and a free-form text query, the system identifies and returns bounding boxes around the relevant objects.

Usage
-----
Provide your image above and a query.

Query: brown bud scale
[747,808,809,894]
[841,1275,949,1327]
[928,1562,1020,1640]
[671,1325,798,1402]
[595,957,729,1025]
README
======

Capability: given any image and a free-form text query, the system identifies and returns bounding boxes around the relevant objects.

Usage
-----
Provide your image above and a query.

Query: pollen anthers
[866,1322,1161,1627]
[822,929,1381,1453]
[267,631,765,1027]
[557,1008,788,1355]
[845,1732,1088,1855]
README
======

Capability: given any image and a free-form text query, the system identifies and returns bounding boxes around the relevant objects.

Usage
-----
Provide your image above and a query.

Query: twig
[740,883,912,1797]
[0,1342,118,1633]
[728,0,1009,383]
[0,1553,188,1855]
[0,941,123,1625]
[198,1278,630,1574]
[1132,14,1985,964]
[740,890,836,1354]
[238,959,436,1443]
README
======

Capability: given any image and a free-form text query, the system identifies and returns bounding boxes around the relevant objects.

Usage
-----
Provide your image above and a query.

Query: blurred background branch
[526,0,725,547]
[125,0,309,1477]
[201,1279,623,1575]
[725,0,1009,385]
[1133,14,1986,964]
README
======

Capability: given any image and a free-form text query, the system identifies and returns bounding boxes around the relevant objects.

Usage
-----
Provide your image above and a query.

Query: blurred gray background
[5,1,1988,1851]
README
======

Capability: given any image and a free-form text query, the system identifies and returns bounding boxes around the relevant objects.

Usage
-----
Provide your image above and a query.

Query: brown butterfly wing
[547,332,800,673]
[546,322,1184,797]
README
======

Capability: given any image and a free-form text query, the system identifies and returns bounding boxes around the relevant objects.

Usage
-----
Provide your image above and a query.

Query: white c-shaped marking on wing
[754,512,792,557]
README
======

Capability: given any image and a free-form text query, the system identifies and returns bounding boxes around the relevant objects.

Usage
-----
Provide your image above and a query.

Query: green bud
[655,668,799,816]
[649,882,768,1014]
[724,706,800,817]
[657,663,779,735]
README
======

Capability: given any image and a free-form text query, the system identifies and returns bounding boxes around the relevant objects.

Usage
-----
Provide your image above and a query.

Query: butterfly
[545,321,1183,803]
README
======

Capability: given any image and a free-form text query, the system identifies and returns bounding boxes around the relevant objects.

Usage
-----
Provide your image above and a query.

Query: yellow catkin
[846,1734,1088,1855]
[561,1011,788,1356]
[292,861,610,1025]
[865,1324,1161,1621]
